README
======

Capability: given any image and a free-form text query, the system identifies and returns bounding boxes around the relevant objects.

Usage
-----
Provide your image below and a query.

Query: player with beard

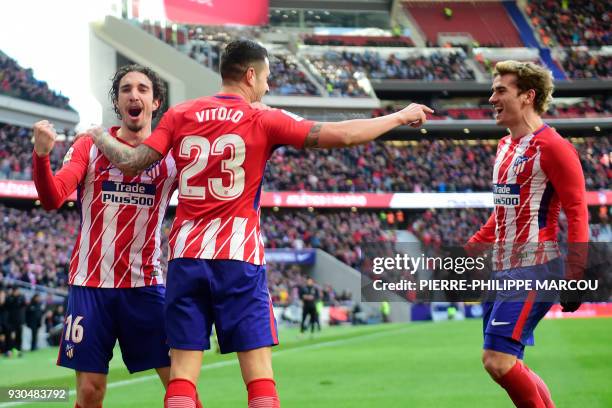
[32,65,178,408]
[87,39,432,408]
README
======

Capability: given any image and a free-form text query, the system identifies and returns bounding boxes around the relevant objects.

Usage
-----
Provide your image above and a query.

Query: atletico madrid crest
[512,155,529,175]
[65,344,75,359]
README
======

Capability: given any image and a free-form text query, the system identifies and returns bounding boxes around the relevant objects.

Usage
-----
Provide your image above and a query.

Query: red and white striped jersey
[143,94,315,265]
[33,127,177,288]
[469,124,588,270]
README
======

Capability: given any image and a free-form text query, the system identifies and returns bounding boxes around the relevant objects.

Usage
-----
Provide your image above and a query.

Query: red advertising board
[164,0,269,26]
[545,303,612,319]
[1,180,610,209]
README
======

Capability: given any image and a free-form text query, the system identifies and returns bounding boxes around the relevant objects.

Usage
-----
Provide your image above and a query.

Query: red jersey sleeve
[32,137,91,210]
[260,109,314,149]
[143,108,175,155]
[541,137,589,243]
[468,212,496,244]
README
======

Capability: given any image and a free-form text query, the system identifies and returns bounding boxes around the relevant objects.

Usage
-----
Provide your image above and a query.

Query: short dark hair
[220,39,268,83]
[109,64,167,119]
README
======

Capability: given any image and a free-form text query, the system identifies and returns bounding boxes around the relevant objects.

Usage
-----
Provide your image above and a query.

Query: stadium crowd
[526,0,611,47]
[0,123,71,180]
[268,54,321,96]
[262,210,395,268]
[139,21,321,97]
[561,49,612,80]
[306,50,476,96]
[0,205,76,290]
[265,137,611,192]
[0,51,73,110]
[2,123,609,193]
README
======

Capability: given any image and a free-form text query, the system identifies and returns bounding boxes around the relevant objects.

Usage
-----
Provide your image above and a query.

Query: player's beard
[126,122,143,132]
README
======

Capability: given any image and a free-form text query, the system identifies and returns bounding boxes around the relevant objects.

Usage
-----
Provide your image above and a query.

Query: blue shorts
[57,285,170,374]
[165,258,278,354]
[483,257,563,358]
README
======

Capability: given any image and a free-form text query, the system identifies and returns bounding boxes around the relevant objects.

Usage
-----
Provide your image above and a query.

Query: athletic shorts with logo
[483,257,564,358]
[57,285,170,374]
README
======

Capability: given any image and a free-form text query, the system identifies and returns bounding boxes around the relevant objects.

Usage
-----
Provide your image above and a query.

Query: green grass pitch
[0,318,610,407]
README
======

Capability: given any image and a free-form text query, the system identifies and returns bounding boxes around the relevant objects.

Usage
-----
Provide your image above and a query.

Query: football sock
[524,364,555,408]
[496,361,546,408]
[247,378,280,408]
[165,378,198,408]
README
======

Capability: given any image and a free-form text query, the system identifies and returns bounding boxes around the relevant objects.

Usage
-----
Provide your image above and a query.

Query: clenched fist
[395,103,434,128]
[33,120,57,157]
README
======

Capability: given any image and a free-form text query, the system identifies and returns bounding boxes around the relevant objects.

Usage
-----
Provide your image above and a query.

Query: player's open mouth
[128,107,143,119]
[494,107,503,117]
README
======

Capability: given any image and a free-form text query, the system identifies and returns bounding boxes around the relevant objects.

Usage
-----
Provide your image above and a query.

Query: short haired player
[87,39,432,408]
[468,61,588,407]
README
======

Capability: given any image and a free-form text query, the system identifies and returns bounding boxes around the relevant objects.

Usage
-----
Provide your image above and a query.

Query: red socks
[74,404,101,408]
[496,361,546,408]
[164,378,203,408]
[524,364,555,408]
[247,378,280,408]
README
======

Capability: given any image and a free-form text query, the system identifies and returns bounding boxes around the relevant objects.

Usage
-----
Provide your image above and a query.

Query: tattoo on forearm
[95,132,161,174]
[95,133,131,165]
[304,123,322,148]
[130,145,162,173]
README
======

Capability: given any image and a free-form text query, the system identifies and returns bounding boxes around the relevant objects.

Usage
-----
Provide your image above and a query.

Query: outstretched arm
[88,127,162,176]
[304,103,433,149]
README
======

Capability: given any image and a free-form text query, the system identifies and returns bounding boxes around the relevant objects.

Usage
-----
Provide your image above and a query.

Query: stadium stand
[403,1,523,47]
[2,126,609,193]
[0,204,76,289]
[138,21,322,96]
[303,34,414,47]
[526,0,611,47]
[560,49,612,80]
[264,137,611,192]
[303,48,476,88]
[0,51,73,110]
[0,123,71,180]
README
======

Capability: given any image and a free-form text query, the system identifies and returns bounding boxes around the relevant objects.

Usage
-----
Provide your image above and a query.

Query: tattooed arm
[303,103,433,149]
[88,127,162,176]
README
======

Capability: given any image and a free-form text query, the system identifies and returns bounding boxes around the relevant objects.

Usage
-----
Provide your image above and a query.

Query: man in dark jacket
[6,286,26,356]
[26,294,44,351]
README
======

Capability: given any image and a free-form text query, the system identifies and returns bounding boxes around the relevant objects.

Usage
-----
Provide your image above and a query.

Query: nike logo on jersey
[491,319,511,326]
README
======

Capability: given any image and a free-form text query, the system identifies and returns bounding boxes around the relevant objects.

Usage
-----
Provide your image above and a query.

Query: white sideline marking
[0,326,411,407]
